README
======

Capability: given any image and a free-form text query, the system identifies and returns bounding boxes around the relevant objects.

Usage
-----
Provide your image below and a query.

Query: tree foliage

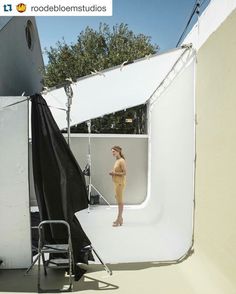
[43,23,159,134]
[66,104,147,134]
[44,23,158,87]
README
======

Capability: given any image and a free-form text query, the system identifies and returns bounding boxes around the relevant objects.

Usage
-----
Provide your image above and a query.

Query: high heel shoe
[112,218,123,227]
[112,221,122,227]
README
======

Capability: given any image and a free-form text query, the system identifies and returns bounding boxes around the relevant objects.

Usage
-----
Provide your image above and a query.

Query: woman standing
[109,146,127,227]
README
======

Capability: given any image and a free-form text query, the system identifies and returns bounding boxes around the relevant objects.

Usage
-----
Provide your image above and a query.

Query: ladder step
[37,221,73,292]
[41,244,69,253]
[46,258,70,268]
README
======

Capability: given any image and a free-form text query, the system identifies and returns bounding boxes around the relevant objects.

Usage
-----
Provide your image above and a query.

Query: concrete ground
[0,251,235,294]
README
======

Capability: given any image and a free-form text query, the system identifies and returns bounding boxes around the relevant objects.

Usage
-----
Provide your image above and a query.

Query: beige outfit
[112,158,126,204]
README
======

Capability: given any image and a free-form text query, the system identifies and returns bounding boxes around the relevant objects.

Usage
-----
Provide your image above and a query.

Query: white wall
[194,8,236,285]
[0,97,31,268]
[147,57,195,244]
[0,17,44,96]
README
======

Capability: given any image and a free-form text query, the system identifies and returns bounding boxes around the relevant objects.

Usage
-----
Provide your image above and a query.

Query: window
[25,20,34,50]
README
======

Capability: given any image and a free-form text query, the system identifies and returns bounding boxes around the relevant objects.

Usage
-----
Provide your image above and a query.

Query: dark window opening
[62,104,148,134]
[25,20,34,50]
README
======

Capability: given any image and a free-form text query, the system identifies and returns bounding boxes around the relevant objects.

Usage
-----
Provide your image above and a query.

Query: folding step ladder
[26,220,112,292]
[37,220,73,293]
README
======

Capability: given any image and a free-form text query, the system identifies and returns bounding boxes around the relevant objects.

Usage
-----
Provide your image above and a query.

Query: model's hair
[112,145,125,159]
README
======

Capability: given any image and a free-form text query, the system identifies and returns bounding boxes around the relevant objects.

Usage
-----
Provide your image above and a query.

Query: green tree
[44,23,158,87]
[68,104,148,134]
[44,23,158,134]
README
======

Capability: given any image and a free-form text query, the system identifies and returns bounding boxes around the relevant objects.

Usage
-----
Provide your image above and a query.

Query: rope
[41,90,67,111]
[176,0,201,47]
[201,0,210,7]
[120,60,129,71]
[48,105,66,111]
[0,95,66,112]
[90,69,105,77]
[0,97,31,111]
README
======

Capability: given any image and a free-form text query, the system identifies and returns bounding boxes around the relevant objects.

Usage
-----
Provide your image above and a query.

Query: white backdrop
[76,55,196,263]
[0,97,31,268]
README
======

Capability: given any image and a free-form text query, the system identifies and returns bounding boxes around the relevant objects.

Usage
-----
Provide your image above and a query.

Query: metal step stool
[25,219,112,292]
[38,220,73,293]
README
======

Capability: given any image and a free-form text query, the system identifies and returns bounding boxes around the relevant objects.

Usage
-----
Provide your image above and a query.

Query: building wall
[0,17,44,96]
[195,9,236,284]
[0,97,31,268]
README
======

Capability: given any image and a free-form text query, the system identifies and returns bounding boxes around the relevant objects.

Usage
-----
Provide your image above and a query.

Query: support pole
[64,81,73,147]
[87,120,92,207]
[86,120,110,208]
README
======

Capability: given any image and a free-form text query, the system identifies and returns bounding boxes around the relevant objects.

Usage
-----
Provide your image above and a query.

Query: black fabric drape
[31,93,93,280]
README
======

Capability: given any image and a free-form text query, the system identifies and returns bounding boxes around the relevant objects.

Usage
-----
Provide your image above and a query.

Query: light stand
[86,120,110,208]
[64,81,73,147]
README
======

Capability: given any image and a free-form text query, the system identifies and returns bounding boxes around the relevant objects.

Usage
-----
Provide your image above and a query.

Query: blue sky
[36,0,210,64]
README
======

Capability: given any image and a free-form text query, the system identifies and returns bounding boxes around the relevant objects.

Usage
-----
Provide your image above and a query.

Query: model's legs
[117,203,124,224]
[113,184,124,226]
